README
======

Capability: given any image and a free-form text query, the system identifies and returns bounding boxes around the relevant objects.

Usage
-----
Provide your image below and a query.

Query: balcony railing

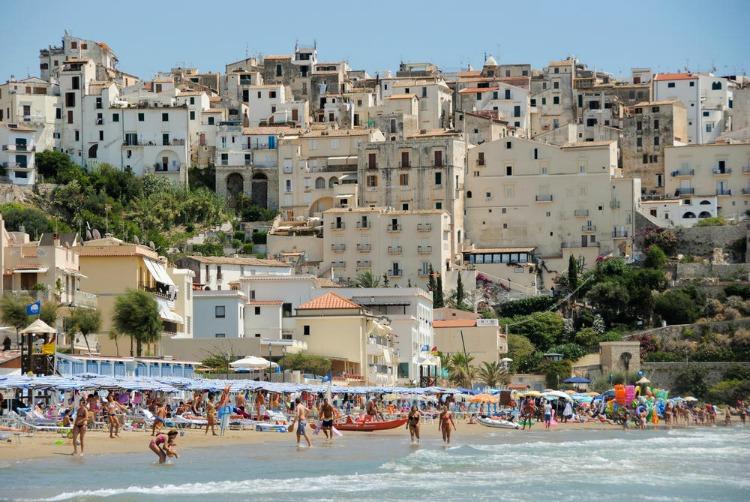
[581,225,597,232]
[356,221,371,229]
[612,229,629,238]
[331,261,346,268]
[574,209,589,217]
[356,243,371,252]
[536,194,553,202]
[675,188,695,195]
[418,245,432,254]
[716,188,732,196]
[387,269,403,277]
[356,260,371,269]
[387,224,402,232]
[610,200,621,209]
[399,161,410,168]
[387,246,402,255]
[713,167,732,175]
[417,223,431,232]
[331,244,346,253]
[330,222,345,230]
[153,162,181,173]
[671,168,694,177]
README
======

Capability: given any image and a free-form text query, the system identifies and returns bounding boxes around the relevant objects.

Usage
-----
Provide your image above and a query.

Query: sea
[1,427,748,501]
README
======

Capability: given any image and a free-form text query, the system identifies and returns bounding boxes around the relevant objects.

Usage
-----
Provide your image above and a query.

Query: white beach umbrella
[230,356,278,370]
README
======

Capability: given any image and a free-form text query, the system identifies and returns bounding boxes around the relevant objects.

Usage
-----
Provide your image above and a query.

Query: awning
[155,297,183,324]
[14,267,48,274]
[335,194,354,198]
[56,266,87,278]
[383,348,392,366]
[144,259,175,287]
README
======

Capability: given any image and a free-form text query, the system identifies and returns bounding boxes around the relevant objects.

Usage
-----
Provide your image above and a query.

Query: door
[581,235,588,248]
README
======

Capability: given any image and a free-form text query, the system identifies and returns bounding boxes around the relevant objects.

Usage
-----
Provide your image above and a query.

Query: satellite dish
[85,229,93,240]
[92,229,101,239]
[133,235,140,245]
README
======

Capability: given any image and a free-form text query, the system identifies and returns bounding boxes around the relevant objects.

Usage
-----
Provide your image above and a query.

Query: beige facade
[323,207,451,289]
[664,142,750,221]
[432,318,507,366]
[464,136,639,281]
[622,100,688,196]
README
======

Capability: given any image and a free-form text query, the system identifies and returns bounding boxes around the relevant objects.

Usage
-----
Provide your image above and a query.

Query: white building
[0,123,37,185]
[176,255,293,291]
[652,73,734,144]
[192,290,246,339]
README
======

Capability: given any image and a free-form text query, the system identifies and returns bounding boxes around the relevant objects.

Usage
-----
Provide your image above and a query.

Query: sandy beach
[0,419,625,462]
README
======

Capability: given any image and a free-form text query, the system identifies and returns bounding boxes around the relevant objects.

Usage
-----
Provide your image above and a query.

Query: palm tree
[477,361,509,388]
[355,271,380,288]
[447,353,476,388]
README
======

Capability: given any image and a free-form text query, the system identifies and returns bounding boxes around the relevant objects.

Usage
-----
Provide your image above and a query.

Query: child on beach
[149,429,178,464]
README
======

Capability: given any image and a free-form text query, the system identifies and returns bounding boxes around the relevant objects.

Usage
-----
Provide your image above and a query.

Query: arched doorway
[309,196,334,216]
[226,172,244,199]
[251,172,268,208]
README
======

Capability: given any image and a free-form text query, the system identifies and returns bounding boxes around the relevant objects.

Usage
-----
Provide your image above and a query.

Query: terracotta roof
[186,256,290,267]
[459,86,499,94]
[297,292,360,310]
[433,319,477,328]
[78,244,158,259]
[653,73,697,81]
[247,300,284,305]
[387,94,417,100]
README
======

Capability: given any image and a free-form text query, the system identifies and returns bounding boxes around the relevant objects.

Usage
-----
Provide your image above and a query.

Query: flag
[321,371,332,382]
[26,300,41,316]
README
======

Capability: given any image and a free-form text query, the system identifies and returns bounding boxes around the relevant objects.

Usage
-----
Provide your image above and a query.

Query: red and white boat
[312,415,408,432]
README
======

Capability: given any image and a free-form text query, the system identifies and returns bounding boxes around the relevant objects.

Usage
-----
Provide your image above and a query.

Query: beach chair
[173,414,207,428]
[140,409,176,429]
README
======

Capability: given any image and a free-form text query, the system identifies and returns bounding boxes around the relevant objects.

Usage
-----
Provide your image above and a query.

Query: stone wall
[642,361,750,389]
[626,318,750,341]
[676,263,750,281]
[674,224,748,258]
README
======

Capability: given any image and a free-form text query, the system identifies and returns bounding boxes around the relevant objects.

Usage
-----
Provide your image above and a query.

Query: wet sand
[0,420,623,462]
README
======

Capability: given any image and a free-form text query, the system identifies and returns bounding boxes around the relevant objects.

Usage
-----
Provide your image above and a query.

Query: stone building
[622,100,688,196]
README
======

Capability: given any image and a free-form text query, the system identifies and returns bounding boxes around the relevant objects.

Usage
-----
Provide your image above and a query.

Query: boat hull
[312,417,408,432]
[477,417,520,430]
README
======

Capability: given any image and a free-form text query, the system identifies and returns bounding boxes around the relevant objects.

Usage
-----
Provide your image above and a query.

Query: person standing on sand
[320,398,336,441]
[407,405,421,444]
[106,394,125,438]
[72,399,88,456]
[289,397,312,448]
[151,401,167,436]
[438,405,456,445]
[205,394,218,436]
[543,400,552,430]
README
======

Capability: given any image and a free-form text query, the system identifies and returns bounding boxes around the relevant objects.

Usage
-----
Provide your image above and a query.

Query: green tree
[446,352,476,388]
[455,273,466,308]
[69,308,102,355]
[433,272,444,308]
[644,245,667,269]
[0,203,71,238]
[507,334,538,373]
[586,280,630,326]
[112,290,162,356]
[355,271,380,288]
[574,327,601,352]
[501,311,564,350]
[539,359,572,389]
[279,353,332,376]
[496,296,556,317]
[477,361,509,388]
[0,294,31,343]
[35,150,82,183]
[568,255,579,290]
[706,379,750,404]
[38,301,59,327]
[672,365,708,398]
[654,290,701,325]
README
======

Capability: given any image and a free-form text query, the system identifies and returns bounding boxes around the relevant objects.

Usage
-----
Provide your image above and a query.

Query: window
[163,133,170,146]
[303,325,310,336]
[506,166,512,176]
[637,137,642,147]
[55,108,61,120]
[75,130,79,141]
[530,98,536,107]
[399,173,409,186]
[276,64,282,77]
[366,175,378,187]
[476,92,482,101]
[208,116,215,125]
[112,113,119,122]
[667,82,676,88]
[138,112,144,122]
[553,81,559,89]
[98,130,103,141]
[643,154,648,164]
[285,180,292,192]
[712,81,722,90]
[401,151,410,167]
[162,112,169,122]
[95,97,102,109]
[434,172,442,186]
[542,97,547,105]
[254,306,261,315]
[506,141,512,149]
[513,105,521,117]
[553,96,560,105]
[478,152,485,165]
[636,121,642,131]
[654,136,660,146]
[65,92,75,107]
[505,89,511,99]
[67,110,73,123]
[215,334,226,338]
[368,153,377,169]
[467,191,472,198]
[533,148,538,160]
[70,41,77,49]
[554,67,559,74]
[651,106,660,113]
[72,76,80,90]
[435,201,442,209]
[215,306,226,318]
[654,119,659,129]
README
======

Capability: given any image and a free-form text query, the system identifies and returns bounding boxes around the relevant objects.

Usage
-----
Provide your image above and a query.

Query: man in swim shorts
[320,398,336,441]
[290,397,312,448]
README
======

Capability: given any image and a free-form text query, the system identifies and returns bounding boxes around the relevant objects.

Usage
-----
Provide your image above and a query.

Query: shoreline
[0,419,706,463]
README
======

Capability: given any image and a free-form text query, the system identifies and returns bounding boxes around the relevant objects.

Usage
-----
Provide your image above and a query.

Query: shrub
[240,243,254,254]
[644,245,667,269]
[251,231,268,245]
[654,290,701,325]
[672,365,708,397]
[643,228,678,256]
[644,351,681,362]
[233,231,246,242]
[724,284,750,300]
[706,379,750,404]
[695,216,726,227]
[723,363,750,381]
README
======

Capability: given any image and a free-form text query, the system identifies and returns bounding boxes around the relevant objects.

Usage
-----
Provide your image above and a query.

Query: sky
[1,0,748,82]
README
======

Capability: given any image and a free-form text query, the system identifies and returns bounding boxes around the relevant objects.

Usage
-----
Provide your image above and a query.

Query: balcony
[671,168,694,177]
[675,188,695,196]
[71,291,97,309]
[417,223,432,232]
[612,229,629,238]
[713,167,732,175]
[387,224,402,232]
[387,269,403,277]
[581,225,597,232]
[331,244,346,253]
[356,243,371,252]
[356,220,371,229]
[536,194,553,202]
[610,199,621,209]
[742,188,750,195]
[574,209,589,217]
[153,162,181,173]
[3,144,35,152]
[417,245,432,254]
[331,261,346,269]
[330,222,345,230]
[388,246,402,255]
[356,260,371,269]
[716,188,732,196]
[477,158,485,166]
[561,241,600,249]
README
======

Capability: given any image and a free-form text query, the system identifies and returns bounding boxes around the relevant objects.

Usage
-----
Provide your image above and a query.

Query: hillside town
[1,31,749,403]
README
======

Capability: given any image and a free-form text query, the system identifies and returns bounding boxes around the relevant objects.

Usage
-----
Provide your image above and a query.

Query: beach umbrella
[636,376,651,384]
[521,390,542,398]
[543,390,574,402]
[469,393,497,404]
[229,356,278,370]
[562,376,591,384]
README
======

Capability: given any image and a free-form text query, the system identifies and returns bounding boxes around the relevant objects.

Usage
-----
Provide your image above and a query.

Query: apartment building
[357,131,465,253]
[0,77,60,157]
[176,255,293,291]
[622,100,688,196]
[464,136,639,284]
[323,207,451,288]
[530,58,577,135]
[278,127,384,218]
[192,290,246,339]
[379,76,452,130]
[39,32,118,82]
[245,84,307,127]
[652,73,734,144]
[664,142,750,221]
[433,317,507,367]
[0,123,37,185]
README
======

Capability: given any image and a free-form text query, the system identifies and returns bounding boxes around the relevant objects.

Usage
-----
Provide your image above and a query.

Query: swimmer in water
[407,405,421,444]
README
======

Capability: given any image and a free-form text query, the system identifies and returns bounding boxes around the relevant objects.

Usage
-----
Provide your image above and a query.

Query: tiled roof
[387,94,417,100]
[458,86,499,94]
[433,319,477,328]
[653,73,697,81]
[78,244,158,259]
[297,292,360,310]
[187,256,290,267]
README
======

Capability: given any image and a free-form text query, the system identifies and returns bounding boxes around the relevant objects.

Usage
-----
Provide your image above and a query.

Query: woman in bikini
[105,394,125,438]
[149,429,179,464]
[72,400,88,456]
[407,405,421,444]
[438,404,456,445]
[205,394,218,436]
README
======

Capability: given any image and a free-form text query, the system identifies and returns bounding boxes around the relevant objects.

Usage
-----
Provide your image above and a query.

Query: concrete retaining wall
[642,361,750,389]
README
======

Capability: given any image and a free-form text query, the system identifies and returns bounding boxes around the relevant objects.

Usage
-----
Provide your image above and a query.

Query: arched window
[466,191,472,198]
[683,211,696,219]
[329,177,338,188]
[698,211,712,218]
[315,177,326,189]
[699,200,712,205]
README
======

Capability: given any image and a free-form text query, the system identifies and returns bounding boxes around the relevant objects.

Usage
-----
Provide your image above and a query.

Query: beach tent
[229,356,279,370]
[19,319,57,335]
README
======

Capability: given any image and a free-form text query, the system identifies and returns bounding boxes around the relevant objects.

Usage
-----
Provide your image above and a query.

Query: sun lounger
[173,414,207,428]
[140,409,176,428]
[255,422,288,432]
